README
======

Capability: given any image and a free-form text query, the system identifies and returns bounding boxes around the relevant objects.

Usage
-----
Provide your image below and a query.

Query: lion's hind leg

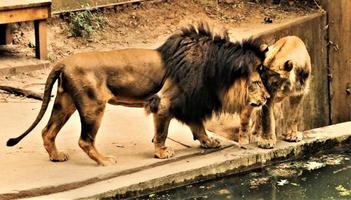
[75,97,117,166]
[188,122,221,149]
[42,89,76,162]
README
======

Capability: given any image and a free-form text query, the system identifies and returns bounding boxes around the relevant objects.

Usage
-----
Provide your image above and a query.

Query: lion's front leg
[188,122,221,149]
[153,113,175,159]
[258,100,277,149]
[283,95,304,142]
[249,109,262,143]
[238,106,254,145]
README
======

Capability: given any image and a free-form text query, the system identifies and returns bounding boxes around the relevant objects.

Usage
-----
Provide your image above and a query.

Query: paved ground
[0,100,235,199]
[1,97,350,199]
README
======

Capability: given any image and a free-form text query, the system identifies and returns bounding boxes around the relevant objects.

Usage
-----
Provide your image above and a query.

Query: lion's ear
[284,60,293,72]
[257,64,265,72]
[260,44,269,53]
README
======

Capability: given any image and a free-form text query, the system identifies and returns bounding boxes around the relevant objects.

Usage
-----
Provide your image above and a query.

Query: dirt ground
[0,0,318,103]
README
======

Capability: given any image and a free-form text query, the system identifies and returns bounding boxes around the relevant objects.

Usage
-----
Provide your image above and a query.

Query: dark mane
[157,23,266,123]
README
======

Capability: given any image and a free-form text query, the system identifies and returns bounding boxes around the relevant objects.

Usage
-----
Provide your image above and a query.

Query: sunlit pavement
[1,101,350,199]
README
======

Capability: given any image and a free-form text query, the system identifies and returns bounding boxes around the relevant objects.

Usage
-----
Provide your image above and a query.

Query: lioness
[7,24,270,166]
[251,36,311,148]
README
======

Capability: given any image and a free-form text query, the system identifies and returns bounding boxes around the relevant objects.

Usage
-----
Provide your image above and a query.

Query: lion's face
[262,59,311,101]
[262,36,311,101]
[247,71,270,107]
[261,61,294,100]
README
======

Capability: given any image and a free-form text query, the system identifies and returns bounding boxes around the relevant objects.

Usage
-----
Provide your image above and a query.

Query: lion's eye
[253,81,261,86]
[302,71,309,79]
[249,83,257,91]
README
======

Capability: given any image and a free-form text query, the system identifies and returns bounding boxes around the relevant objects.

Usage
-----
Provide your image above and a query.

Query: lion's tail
[6,63,65,147]
[144,95,161,115]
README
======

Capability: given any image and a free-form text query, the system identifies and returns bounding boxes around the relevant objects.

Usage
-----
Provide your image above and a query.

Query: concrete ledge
[23,122,351,199]
[0,57,50,75]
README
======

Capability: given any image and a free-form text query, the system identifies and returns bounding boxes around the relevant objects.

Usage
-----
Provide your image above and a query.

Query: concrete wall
[322,0,351,124]
[255,13,330,133]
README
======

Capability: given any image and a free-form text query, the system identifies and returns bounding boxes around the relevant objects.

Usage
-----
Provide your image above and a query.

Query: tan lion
[251,36,311,148]
[7,24,270,166]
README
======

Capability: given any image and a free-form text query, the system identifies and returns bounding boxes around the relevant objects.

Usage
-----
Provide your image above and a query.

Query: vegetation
[68,9,106,38]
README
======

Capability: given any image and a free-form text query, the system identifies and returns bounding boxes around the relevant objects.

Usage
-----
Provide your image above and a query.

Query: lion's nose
[265,94,271,99]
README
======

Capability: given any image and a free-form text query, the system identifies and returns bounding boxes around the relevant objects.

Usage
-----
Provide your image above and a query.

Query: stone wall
[256,13,329,133]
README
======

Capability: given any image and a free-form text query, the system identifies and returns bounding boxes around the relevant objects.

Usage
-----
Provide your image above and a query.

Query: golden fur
[251,36,312,148]
[8,49,169,166]
[221,71,270,145]
[7,24,270,166]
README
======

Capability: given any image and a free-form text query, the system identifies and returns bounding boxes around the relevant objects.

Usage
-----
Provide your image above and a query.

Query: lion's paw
[50,152,69,162]
[238,135,249,145]
[249,133,259,143]
[98,155,118,166]
[154,146,175,159]
[283,130,303,142]
[257,136,276,149]
[201,137,221,149]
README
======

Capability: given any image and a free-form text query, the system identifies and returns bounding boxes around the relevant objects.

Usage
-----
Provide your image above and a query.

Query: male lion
[251,36,311,148]
[7,24,269,166]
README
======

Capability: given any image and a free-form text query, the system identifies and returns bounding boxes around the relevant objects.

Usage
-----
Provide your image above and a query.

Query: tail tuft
[6,138,19,146]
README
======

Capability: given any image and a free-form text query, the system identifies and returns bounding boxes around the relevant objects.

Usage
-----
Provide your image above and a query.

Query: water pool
[138,148,351,200]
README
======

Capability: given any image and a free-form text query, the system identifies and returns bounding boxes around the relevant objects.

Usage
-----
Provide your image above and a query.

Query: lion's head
[262,36,311,101]
[260,61,293,100]
[247,69,270,107]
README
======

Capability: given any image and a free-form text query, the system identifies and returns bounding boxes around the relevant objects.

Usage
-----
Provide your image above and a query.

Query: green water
[138,148,351,200]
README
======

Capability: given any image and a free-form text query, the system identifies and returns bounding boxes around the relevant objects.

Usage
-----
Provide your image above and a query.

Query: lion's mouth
[250,102,263,107]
